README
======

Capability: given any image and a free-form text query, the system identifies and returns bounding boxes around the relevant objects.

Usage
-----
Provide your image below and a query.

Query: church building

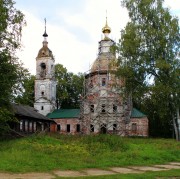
[35,19,149,137]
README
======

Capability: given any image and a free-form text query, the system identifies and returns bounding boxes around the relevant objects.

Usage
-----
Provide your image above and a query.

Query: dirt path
[0,162,180,179]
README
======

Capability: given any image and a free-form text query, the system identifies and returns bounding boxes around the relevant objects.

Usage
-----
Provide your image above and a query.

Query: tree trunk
[173,116,179,141]
[177,107,180,141]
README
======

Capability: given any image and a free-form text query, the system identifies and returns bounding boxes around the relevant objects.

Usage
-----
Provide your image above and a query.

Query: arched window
[41,63,46,70]
[40,63,46,77]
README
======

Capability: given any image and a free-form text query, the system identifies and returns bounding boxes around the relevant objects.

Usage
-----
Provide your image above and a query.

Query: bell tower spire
[43,18,48,38]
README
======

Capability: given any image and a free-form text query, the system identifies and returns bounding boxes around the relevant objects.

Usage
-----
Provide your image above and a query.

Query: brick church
[34,18,149,137]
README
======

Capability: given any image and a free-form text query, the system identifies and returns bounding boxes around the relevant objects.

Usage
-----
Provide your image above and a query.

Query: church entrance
[100,124,107,134]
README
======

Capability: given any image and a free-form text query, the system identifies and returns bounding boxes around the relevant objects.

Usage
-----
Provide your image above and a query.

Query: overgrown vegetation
[0,0,26,135]
[0,134,180,173]
[116,0,180,139]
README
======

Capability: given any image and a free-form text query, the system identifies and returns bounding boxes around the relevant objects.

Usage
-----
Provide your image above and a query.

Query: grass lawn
[0,134,180,173]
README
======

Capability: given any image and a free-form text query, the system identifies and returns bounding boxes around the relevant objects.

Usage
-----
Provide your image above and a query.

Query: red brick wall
[50,117,149,137]
[52,118,80,135]
[128,117,149,137]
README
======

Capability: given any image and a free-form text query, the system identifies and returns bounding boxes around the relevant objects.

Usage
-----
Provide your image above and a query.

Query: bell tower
[34,19,56,116]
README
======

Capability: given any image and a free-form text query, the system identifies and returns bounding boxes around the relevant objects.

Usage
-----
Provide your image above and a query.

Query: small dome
[102,17,111,34]
[37,45,53,58]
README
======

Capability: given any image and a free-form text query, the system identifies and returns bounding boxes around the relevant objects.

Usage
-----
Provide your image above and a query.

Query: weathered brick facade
[41,20,149,137]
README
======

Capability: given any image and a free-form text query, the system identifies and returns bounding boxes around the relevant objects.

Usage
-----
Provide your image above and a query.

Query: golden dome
[102,17,111,34]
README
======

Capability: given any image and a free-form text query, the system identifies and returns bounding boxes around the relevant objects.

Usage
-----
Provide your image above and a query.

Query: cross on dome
[102,11,111,36]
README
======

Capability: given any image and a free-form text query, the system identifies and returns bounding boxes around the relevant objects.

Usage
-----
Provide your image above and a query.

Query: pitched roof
[47,109,80,119]
[12,104,53,121]
[47,108,146,119]
[131,108,146,118]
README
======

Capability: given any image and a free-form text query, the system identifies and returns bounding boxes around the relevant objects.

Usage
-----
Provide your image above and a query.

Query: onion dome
[102,17,111,34]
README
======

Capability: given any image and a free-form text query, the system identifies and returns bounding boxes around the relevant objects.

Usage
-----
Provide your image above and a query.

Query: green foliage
[0,107,16,135]
[117,0,180,138]
[0,0,26,135]
[0,135,180,172]
[14,75,35,106]
[55,64,84,108]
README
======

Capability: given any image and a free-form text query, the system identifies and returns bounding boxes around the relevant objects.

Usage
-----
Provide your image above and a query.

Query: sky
[15,0,180,75]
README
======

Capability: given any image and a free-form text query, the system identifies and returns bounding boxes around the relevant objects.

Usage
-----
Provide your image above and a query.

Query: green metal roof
[47,108,146,119]
[47,109,80,119]
[131,108,146,118]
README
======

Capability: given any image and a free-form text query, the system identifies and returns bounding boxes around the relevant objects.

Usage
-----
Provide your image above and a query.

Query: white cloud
[16,0,179,75]
[164,0,180,11]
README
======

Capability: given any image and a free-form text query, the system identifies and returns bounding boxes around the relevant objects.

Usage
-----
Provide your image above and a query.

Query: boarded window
[132,123,137,132]
[90,105,94,112]
[67,124,70,133]
[77,124,80,132]
[102,78,106,86]
[101,104,106,113]
[57,124,61,132]
[90,124,94,132]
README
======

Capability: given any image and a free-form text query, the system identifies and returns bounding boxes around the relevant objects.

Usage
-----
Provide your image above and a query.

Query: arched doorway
[100,124,107,134]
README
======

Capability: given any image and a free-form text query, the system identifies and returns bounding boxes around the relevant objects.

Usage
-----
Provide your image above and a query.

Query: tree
[117,0,180,139]
[0,0,25,135]
[55,64,84,109]
[14,74,35,106]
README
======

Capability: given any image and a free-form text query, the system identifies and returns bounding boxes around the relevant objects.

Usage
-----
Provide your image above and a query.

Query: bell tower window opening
[40,63,46,77]
[40,63,46,70]
[41,106,44,110]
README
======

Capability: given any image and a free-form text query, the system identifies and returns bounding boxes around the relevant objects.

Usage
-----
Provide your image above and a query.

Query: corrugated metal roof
[47,109,80,119]
[131,108,146,118]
